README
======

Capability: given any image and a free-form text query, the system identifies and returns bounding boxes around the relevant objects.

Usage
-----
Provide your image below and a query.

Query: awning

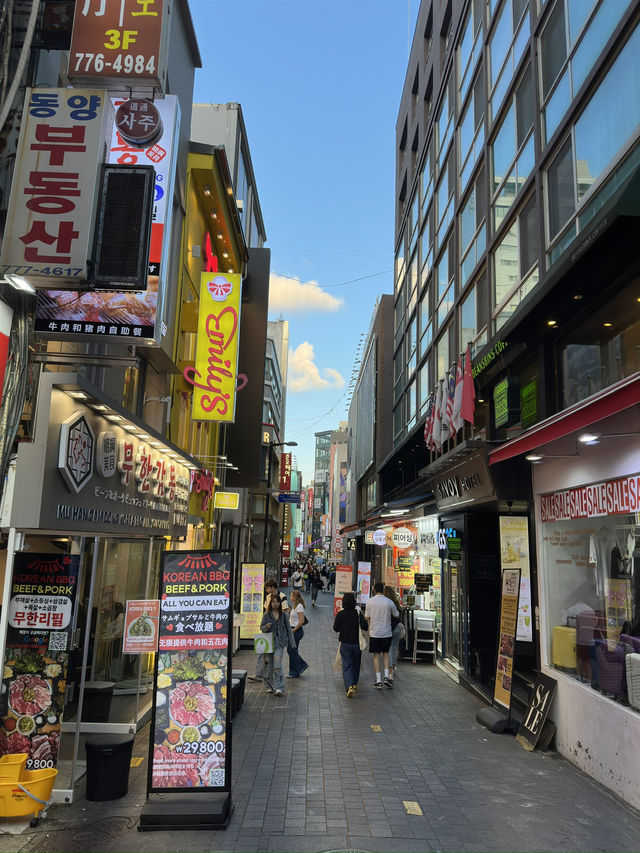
[489,373,640,465]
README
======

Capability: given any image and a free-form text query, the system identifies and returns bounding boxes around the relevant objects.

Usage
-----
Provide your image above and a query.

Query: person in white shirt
[287,589,309,677]
[365,581,399,689]
[291,567,304,590]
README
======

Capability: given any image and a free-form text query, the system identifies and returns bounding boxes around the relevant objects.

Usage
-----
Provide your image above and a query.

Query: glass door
[442,559,463,664]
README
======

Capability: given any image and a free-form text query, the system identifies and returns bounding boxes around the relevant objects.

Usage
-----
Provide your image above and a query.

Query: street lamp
[262,439,298,565]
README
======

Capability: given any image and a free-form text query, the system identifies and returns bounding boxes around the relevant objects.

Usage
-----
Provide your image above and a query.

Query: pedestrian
[248,579,290,682]
[303,566,311,592]
[333,592,368,697]
[310,567,322,606]
[291,565,304,591]
[260,593,295,696]
[365,581,399,689]
[287,589,310,678]
[329,568,336,590]
[384,585,402,679]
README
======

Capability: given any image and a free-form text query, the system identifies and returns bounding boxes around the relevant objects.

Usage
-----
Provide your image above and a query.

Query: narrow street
[3,590,640,853]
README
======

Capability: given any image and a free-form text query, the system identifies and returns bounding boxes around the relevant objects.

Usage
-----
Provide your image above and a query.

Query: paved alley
[3,589,640,853]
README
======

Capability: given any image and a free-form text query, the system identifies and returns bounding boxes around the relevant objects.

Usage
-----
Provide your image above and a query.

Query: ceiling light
[68,391,89,400]
[149,441,163,447]
[122,423,139,432]
[203,185,212,197]
[4,275,36,294]
[90,403,110,413]
[547,319,557,327]
[603,322,612,327]
[574,294,583,300]
[137,433,150,440]
[222,252,229,259]
[210,211,218,220]
[578,432,600,445]
[217,233,224,240]
[525,453,544,462]
[226,186,233,196]
[106,414,125,423]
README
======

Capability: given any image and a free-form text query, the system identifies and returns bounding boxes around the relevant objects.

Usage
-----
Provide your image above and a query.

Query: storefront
[490,380,640,810]
[0,371,195,803]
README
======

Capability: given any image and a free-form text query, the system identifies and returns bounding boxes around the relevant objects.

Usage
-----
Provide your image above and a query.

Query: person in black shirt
[333,592,368,697]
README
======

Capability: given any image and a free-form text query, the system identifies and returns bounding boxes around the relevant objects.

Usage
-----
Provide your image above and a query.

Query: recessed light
[525,453,544,462]
[547,319,557,326]
[578,432,600,445]
[217,233,224,240]
[68,391,89,400]
[90,403,110,413]
[106,414,125,423]
[574,294,583,300]
[203,185,212,197]
[149,441,163,447]
[603,322,612,327]
[137,433,150,440]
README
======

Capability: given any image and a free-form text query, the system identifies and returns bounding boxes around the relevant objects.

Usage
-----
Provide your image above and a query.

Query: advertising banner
[0,88,112,287]
[335,565,352,595]
[493,568,521,710]
[0,553,79,769]
[35,95,180,342]
[68,0,169,92]
[123,599,160,654]
[185,273,242,422]
[149,550,233,793]
[499,516,532,642]
[356,561,372,604]
[278,452,292,491]
[239,564,265,640]
[0,301,13,405]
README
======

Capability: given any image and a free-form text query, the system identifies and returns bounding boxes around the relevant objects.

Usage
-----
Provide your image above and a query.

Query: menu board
[0,553,79,769]
[123,599,160,654]
[148,550,233,793]
[356,562,371,604]
[493,568,521,710]
[239,563,265,640]
[499,516,532,642]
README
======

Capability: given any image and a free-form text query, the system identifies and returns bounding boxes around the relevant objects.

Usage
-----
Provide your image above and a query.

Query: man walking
[364,581,399,689]
[291,565,304,591]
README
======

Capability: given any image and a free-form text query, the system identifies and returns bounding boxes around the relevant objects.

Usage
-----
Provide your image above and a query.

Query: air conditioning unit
[90,164,155,291]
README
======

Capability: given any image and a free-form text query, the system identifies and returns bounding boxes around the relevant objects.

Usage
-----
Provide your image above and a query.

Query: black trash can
[85,734,134,801]
[81,681,115,722]
[231,678,241,718]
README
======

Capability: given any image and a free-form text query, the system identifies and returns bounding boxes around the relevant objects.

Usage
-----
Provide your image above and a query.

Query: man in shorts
[364,581,399,689]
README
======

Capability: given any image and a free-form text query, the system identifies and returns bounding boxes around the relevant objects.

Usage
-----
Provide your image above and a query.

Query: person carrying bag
[333,592,368,698]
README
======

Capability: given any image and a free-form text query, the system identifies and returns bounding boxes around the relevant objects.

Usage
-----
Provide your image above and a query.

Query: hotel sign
[431,452,495,510]
[185,273,242,423]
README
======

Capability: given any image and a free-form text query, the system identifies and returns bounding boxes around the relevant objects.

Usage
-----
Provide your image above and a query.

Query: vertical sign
[278,452,292,491]
[184,273,242,423]
[148,550,233,792]
[357,561,372,605]
[123,599,160,654]
[0,553,79,769]
[499,516,532,642]
[0,88,112,287]
[0,301,13,404]
[68,0,168,91]
[493,568,521,710]
[239,563,265,641]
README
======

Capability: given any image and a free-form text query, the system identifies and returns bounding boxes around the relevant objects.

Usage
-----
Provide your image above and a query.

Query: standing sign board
[333,564,353,615]
[123,599,160,654]
[516,673,557,752]
[499,516,533,642]
[146,551,233,797]
[239,563,265,641]
[0,553,79,770]
[356,562,372,604]
[493,568,521,711]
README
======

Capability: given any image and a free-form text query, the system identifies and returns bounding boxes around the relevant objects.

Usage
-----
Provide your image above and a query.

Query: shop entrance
[442,559,464,665]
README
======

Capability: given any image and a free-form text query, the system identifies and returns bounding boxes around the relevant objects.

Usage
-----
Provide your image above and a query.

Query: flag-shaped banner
[442,370,456,444]
[460,343,476,426]
[433,380,444,452]
[423,389,435,451]
[451,354,464,434]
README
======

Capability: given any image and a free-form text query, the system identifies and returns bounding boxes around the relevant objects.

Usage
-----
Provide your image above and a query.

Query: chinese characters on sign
[493,568,521,710]
[239,564,265,640]
[149,551,233,793]
[0,554,79,770]
[0,88,112,287]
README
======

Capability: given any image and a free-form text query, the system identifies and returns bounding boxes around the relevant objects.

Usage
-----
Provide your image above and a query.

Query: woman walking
[287,589,310,678]
[260,594,295,696]
[384,585,402,680]
[333,592,368,697]
[310,567,322,606]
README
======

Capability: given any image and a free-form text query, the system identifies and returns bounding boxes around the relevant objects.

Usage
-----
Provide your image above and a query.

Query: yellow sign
[184,272,242,422]
[214,491,240,510]
[494,568,521,710]
[239,563,266,640]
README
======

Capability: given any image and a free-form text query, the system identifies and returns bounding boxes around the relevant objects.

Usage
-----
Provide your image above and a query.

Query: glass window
[492,194,540,330]
[459,168,487,287]
[436,326,451,380]
[547,135,575,240]
[421,145,433,217]
[460,269,488,354]
[459,69,485,190]
[488,0,530,119]
[540,0,567,99]
[407,379,417,430]
[419,356,431,412]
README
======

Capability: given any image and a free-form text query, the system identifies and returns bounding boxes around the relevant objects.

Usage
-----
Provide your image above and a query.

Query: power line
[271,269,392,289]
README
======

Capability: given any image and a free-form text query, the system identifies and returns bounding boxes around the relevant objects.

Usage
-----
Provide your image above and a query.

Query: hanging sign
[148,550,233,792]
[391,527,415,550]
[239,563,265,640]
[0,301,13,405]
[0,553,79,770]
[123,599,160,654]
[493,568,521,710]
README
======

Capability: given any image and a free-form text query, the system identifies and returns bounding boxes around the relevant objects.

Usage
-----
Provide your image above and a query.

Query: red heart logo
[215,622,222,629]
[166,624,173,631]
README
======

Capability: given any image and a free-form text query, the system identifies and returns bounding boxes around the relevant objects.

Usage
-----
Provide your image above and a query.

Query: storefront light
[578,432,600,445]
[89,403,110,412]
[106,414,125,423]
[67,391,89,400]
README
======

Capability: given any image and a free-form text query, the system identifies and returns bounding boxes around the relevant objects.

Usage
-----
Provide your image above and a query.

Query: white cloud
[269,273,344,314]
[288,342,346,392]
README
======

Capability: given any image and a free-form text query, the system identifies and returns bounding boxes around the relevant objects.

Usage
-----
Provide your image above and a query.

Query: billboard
[0,88,112,287]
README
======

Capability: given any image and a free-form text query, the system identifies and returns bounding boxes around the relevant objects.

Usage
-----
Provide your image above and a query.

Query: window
[492,193,539,330]
[407,315,418,378]
[435,325,451,381]
[539,0,626,144]
[459,269,488,354]
[436,152,455,249]
[488,0,530,120]
[406,378,417,431]
[394,344,405,404]
[459,167,487,288]
[395,228,405,295]
[545,21,640,255]
[419,356,431,413]
[436,238,455,330]
[419,286,432,356]
[459,69,485,191]
[419,207,434,279]
[458,0,483,107]
[393,403,403,441]
[437,75,455,172]
[491,65,535,231]
[421,141,433,219]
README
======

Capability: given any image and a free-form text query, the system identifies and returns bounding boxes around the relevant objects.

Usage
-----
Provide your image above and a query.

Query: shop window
[492,192,540,331]
[540,494,640,714]
[488,0,530,121]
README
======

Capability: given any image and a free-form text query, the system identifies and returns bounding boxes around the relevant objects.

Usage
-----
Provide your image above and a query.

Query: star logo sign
[59,413,95,493]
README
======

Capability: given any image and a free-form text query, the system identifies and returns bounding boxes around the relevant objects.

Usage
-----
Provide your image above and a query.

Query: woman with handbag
[287,589,310,678]
[384,585,403,680]
[333,592,368,697]
[260,594,295,696]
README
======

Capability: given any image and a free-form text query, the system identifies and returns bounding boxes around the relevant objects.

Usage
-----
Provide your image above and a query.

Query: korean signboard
[184,273,242,422]
[278,452,292,491]
[149,550,233,792]
[213,491,239,510]
[0,88,112,288]
[493,568,521,710]
[68,0,169,93]
[0,553,79,769]
[123,599,160,654]
[35,95,180,343]
[239,564,265,641]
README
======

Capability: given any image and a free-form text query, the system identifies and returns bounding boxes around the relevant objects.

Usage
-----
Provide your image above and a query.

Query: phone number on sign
[73,53,156,75]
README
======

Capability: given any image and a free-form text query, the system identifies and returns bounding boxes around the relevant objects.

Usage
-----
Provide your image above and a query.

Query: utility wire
[272,269,392,289]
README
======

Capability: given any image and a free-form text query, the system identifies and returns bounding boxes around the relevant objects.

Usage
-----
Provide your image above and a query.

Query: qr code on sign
[48,632,68,651]
[208,769,225,786]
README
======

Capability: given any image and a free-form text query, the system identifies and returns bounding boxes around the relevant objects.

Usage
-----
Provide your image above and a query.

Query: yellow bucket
[0,754,28,780]
[0,768,57,819]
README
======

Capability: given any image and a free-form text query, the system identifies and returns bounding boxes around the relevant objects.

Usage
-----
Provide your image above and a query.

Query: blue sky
[190,0,420,482]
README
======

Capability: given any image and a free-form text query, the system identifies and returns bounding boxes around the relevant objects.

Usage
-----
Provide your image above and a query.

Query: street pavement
[3,588,640,853]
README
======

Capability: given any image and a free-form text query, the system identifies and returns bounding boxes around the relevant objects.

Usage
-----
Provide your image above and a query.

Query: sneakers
[374,681,383,689]
[346,685,356,698]
[265,687,274,694]
[286,674,300,678]
[384,677,394,689]
[247,675,261,682]
[298,664,309,676]
[274,689,283,696]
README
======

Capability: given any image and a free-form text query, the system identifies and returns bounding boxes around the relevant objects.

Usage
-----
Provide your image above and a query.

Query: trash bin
[85,734,134,801]
[81,681,115,723]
